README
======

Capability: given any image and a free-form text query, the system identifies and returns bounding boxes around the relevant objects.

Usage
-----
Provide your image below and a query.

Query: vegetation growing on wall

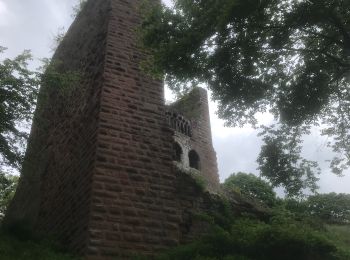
[175,166,208,193]
[36,58,81,115]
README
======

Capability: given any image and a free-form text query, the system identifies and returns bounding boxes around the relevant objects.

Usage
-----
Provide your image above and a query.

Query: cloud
[214,132,262,182]
[43,1,72,28]
[0,1,14,26]
[0,1,7,15]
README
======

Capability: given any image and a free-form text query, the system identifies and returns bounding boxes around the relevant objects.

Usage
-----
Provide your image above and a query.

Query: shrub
[153,212,345,260]
[0,228,77,260]
[223,173,277,207]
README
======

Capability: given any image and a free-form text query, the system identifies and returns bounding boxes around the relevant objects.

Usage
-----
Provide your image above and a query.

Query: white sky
[0,0,349,194]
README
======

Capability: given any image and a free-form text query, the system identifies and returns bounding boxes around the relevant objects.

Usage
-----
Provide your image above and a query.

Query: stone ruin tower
[5,0,219,258]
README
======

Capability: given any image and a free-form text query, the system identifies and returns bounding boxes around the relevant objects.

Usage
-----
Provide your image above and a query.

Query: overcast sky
[0,0,349,194]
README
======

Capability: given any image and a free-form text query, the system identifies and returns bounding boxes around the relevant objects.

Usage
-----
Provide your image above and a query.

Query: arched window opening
[173,142,183,162]
[189,150,200,170]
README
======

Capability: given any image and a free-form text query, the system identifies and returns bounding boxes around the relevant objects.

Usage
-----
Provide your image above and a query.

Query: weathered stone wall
[5,0,110,253]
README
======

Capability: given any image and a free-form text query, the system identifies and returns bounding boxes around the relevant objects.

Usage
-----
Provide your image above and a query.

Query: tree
[257,125,320,197]
[283,192,350,225]
[141,0,350,195]
[0,171,19,219]
[306,193,350,224]
[0,47,39,170]
[223,172,277,206]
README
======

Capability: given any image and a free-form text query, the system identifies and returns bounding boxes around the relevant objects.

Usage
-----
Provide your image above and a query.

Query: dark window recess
[189,150,200,170]
[173,142,183,162]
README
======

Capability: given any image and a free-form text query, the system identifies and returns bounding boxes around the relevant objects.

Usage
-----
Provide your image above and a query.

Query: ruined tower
[5,0,219,258]
[166,88,219,191]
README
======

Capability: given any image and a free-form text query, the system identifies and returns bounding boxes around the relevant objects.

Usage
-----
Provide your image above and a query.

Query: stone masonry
[5,0,220,258]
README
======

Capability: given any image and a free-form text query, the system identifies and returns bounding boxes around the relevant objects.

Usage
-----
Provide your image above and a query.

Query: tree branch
[299,28,343,47]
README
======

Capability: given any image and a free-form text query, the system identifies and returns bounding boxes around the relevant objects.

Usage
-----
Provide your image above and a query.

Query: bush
[0,229,77,260]
[306,193,350,224]
[152,211,346,260]
[325,225,350,259]
[223,173,277,207]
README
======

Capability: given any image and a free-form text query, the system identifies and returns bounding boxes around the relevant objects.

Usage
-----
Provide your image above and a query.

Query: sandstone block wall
[86,0,181,257]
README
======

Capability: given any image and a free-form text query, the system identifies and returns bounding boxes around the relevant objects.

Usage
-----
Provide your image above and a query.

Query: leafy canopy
[0,171,18,218]
[306,193,350,224]
[141,0,350,195]
[223,172,277,207]
[0,48,39,170]
[284,193,350,224]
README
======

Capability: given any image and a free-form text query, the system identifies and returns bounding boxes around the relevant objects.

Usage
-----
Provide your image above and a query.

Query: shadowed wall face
[5,0,111,252]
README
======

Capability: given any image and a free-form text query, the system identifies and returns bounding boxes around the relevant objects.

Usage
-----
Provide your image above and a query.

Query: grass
[0,231,77,260]
[325,224,350,258]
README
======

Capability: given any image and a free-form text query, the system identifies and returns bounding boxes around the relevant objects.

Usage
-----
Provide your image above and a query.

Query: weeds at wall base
[0,223,78,260]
